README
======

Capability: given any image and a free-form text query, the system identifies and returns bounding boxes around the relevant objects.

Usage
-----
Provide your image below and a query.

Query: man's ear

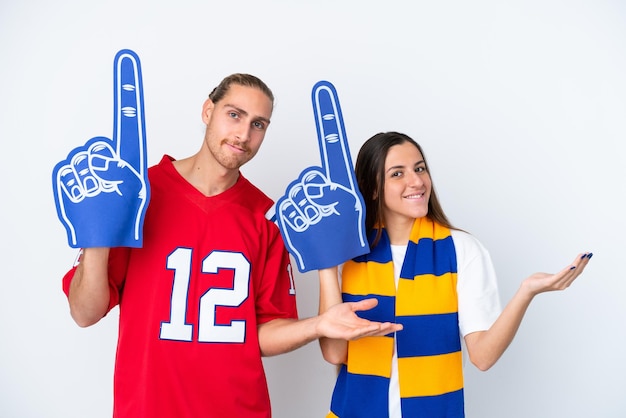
[201,98,215,124]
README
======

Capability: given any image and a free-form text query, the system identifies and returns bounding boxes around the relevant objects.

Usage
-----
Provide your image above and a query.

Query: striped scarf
[328,217,464,418]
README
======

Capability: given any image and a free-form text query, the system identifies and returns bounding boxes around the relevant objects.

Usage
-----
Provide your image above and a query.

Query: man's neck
[172,153,239,197]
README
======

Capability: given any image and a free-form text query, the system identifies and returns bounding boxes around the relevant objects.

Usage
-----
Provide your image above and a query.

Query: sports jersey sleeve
[452,230,502,337]
[254,221,298,325]
[62,247,131,314]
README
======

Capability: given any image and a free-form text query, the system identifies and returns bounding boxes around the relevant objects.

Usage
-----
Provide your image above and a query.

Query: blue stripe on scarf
[401,235,457,279]
[397,313,462,357]
[343,293,396,325]
[401,389,465,418]
[330,365,390,418]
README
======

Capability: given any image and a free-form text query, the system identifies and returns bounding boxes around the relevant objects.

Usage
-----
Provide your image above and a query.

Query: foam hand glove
[277,81,369,272]
[52,50,149,248]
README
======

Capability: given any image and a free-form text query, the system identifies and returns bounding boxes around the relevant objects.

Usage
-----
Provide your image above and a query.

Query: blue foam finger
[52,49,150,248]
[115,50,147,175]
[276,81,369,273]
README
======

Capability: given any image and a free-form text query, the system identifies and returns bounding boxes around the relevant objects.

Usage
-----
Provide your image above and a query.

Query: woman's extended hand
[522,252,593,297]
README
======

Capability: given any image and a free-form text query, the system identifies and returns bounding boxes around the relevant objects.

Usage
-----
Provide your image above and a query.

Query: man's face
[202,84,273,170]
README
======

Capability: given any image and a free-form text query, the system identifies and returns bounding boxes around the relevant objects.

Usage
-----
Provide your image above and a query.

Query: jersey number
[160,248,250,343]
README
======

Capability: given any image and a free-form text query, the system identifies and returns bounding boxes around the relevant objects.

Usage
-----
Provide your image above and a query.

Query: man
[63,73,400,417]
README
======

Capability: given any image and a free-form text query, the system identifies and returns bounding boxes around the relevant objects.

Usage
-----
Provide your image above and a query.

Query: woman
[319,131,591,418]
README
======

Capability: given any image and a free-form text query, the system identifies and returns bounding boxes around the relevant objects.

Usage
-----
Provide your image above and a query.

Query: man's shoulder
[148,155,174,171]
[237,174,274,217]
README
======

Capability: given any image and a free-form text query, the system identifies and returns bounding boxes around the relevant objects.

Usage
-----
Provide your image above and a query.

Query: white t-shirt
[386,230,502,418]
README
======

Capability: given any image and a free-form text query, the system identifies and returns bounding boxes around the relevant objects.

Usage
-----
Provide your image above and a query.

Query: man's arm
[257,297,401,357]
[67,247,111,327]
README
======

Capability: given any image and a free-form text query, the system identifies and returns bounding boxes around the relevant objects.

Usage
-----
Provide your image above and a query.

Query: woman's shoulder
[450,229,489,259]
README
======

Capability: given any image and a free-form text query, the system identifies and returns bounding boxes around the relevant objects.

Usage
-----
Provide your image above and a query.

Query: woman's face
[381,142,432,225]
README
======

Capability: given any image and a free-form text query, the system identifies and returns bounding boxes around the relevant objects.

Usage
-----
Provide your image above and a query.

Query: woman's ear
[372,177,381,201]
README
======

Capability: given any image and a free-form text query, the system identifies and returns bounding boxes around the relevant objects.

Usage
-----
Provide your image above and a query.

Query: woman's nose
[407,170,424,187]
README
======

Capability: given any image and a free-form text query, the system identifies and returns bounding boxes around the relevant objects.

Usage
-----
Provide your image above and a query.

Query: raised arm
[68,247,111,327]
[464,253,592,371]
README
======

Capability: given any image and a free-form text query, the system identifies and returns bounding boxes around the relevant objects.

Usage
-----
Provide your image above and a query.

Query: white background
[1,1,624,417]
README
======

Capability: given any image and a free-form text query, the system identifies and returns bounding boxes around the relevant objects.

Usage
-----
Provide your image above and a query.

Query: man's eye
[253,121,265,129]
[229,112,239,119]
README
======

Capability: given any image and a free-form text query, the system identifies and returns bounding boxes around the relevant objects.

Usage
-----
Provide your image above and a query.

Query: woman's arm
[318,267,349,364]
[465,253,592,371]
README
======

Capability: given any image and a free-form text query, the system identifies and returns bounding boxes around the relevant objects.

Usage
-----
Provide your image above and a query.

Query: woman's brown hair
[355,131,455,247]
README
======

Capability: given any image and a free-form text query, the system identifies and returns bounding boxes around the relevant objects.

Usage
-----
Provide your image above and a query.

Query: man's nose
[235,124,251,142]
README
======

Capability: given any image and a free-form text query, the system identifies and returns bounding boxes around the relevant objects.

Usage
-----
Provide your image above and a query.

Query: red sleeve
[255,224,299,325]
[61,247,131,314]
